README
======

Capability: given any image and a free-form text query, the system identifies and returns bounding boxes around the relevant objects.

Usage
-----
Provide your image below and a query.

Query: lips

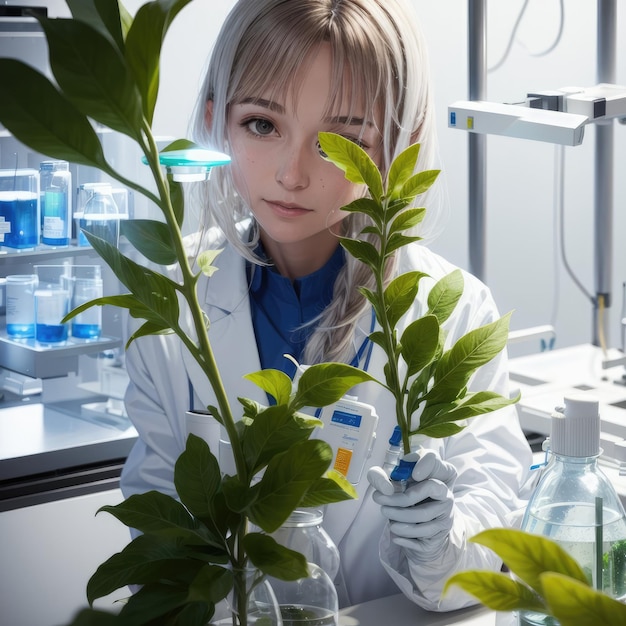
[265,200,311,216]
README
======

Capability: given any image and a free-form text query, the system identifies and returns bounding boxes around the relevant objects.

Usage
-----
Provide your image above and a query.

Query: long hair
[189,0,444,365]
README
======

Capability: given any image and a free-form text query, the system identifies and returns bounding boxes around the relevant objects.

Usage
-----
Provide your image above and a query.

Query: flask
[81,185,120,247]
[40,160,71,246]
[518,395,626,625]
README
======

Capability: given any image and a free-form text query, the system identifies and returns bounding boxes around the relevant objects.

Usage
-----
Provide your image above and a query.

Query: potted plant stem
[0,2,518,624]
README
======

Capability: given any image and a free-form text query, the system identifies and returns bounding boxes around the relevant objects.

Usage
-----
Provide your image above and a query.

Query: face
[223,43,382,278]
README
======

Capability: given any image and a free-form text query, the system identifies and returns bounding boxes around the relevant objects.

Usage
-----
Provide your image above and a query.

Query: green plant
[444,528,626,626]
[0,1,517,624]
[317,132,517,455]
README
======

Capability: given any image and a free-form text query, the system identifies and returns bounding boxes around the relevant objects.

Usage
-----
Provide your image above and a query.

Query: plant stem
[141,123,248,482]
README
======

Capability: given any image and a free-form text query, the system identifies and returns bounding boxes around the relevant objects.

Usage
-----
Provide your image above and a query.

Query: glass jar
[268,509,340,625]
[80,184,120,247]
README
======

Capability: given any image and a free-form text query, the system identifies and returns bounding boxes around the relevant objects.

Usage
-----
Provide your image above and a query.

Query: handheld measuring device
[318,396,378,484]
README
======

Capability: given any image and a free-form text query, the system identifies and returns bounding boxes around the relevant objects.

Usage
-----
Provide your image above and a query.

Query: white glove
[367,448,457,559]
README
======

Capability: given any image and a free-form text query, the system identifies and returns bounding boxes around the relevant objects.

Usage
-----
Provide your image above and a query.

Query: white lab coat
[121,229,536,611]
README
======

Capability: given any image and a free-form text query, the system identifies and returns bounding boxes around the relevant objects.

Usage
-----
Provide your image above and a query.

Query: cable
[556,145,594,304]
[488,0,565,73]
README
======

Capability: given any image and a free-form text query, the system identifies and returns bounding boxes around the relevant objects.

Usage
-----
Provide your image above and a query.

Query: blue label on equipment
[331,410,362,428]
[450,111,456,126]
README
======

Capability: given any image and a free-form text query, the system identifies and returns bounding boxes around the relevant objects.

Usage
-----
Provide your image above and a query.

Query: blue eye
[316,140,328,158]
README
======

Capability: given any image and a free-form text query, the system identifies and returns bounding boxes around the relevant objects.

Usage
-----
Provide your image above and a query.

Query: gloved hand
[367,448,457,559]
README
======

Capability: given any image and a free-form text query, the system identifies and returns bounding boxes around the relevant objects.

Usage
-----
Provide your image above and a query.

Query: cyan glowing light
[144,148,231,182]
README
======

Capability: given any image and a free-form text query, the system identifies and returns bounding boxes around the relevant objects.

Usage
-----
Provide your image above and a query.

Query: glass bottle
[81,185,120,247]
[518,395,626,626]
[40,160,71,246]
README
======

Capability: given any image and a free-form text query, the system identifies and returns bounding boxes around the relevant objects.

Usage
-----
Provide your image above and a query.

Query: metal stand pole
[593,0,616,346]
[468,0,487,282]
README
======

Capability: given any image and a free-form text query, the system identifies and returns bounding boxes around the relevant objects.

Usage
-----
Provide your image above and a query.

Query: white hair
[188,0,447,365]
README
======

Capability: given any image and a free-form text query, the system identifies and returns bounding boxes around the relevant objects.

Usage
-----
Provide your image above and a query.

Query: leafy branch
[318,133,518,454]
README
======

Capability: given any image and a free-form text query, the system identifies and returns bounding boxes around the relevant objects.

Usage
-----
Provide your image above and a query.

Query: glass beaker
[68,265,103,340]
[34,265,71,346]
[6,274,37,339]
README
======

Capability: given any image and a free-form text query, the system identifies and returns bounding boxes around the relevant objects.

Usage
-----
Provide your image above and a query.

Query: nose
[275,144,310,190]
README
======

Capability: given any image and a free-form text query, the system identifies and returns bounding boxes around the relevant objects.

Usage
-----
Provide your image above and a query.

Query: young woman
[121,0,536,612]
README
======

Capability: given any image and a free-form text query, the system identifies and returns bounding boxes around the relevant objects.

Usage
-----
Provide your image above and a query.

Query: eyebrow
[237,97,372,127]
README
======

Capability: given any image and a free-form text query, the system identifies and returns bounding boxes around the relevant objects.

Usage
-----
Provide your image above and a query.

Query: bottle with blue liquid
[0,168,39,249]
[40,160,71,247]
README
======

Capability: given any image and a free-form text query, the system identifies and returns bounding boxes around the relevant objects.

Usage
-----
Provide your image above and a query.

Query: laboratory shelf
[0,333,121,379]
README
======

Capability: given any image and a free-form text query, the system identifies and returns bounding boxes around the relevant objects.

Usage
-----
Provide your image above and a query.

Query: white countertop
[339,593,502,625]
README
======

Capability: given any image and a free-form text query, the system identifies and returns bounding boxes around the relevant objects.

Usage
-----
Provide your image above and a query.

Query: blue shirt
[248,244,345,379]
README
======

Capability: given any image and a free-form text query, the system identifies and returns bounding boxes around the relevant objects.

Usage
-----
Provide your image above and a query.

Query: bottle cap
[550,394,600,457]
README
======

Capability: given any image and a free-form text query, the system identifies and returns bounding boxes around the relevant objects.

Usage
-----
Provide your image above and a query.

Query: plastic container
[518,395,626,625]
[40,160,71,246]
[383,425,403,476]
[0,168,39,249]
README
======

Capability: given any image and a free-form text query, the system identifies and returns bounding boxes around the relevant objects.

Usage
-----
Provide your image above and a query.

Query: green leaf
[541,572,626,626]
[242,405,319,474]
[298,471,358,507]
[124,0,194,125]
[248,440,333,532]
[427,313,512,403]
[291,363,375,411]
[117,582,193,625]
[427,270,464,324]
[425,390,519,425]
[397,169,440,202]
[98,491,210,544]
[186,564,233,606]
[339,197,384,229]
[197,248,223,278]
[87,534,203,604]
[387,143,421,198]
[384,271,428,329]
[470,528,589,597]
[121,219,178,265]
[339,237,381,271]
[66,0,126,51]
[244,369,293,405]
[81,232,182,332]
[385,232,422,256]
[36,16,143,139]
[400,314,440,377]
[318,132,383,201]
[388,207,427,237]
[416,422,465,438]
[244,533,309,581]
[444,570,545,613]
[174,434,222,520]
[0,59,113,171]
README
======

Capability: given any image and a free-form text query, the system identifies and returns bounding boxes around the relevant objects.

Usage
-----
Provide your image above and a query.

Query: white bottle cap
[550,394,600,457]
